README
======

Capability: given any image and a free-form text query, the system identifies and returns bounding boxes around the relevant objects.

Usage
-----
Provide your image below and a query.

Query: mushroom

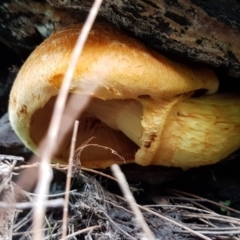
[9,23,240,169]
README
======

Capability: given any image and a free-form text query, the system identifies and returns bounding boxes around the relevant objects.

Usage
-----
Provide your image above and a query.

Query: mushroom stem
[88,93,240,168]
[88,99,143,146]
[153,93,240,167]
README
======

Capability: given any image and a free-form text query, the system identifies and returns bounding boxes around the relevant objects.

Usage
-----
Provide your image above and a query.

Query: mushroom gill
[30,94,141,168]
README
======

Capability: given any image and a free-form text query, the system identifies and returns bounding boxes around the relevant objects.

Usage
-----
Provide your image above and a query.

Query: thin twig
[42,231,62,240]
[27,190,77,198]
[81,166,118,182]
[111,164,155,240]
[0,199,64,209]
[168,188,240,214]
[14,220,33,237]
[181,213,240,225]
[144,204,216,214]
[13,210,33,232]
[32,0,103,239]
[177,229,240,235]
[167,195,214,212]
[62,120,79,239]
[102,211,136,240]
[103,199,133,214]
[65,225,101,239]
[198,218,218,228]
[13,226,59,238]
[0,155,24,161]
[191,226,240,231]
[14,162,68,171]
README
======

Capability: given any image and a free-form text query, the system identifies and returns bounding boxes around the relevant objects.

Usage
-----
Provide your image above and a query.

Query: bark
[49,0,240,77]
[0,0,240,77]
[0,0,87,57]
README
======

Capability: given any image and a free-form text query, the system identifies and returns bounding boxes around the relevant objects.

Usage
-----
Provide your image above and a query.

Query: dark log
[0,0,240,77]
[48,0,240,78]
[0,0,87,57]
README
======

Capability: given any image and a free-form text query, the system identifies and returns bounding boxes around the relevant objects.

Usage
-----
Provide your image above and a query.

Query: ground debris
[0,160,238,239]
[0,160,18,240]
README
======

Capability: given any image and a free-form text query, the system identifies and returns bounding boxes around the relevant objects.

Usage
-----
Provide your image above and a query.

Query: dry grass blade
[61,120,79,239]
[111,164,155,240]
[32,0,103,239]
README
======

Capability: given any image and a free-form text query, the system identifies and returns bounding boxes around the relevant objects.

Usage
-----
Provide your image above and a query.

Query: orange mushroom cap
[11,23,239,169]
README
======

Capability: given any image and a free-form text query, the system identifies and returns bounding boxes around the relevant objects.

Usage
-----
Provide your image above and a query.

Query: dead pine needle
[61,120,79,239]
[65,225,101,239]
[81,167,118,182]
[115,194,212,240]
[32,0,103,239]
[111,164,155,240]
[168,188,240,215]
